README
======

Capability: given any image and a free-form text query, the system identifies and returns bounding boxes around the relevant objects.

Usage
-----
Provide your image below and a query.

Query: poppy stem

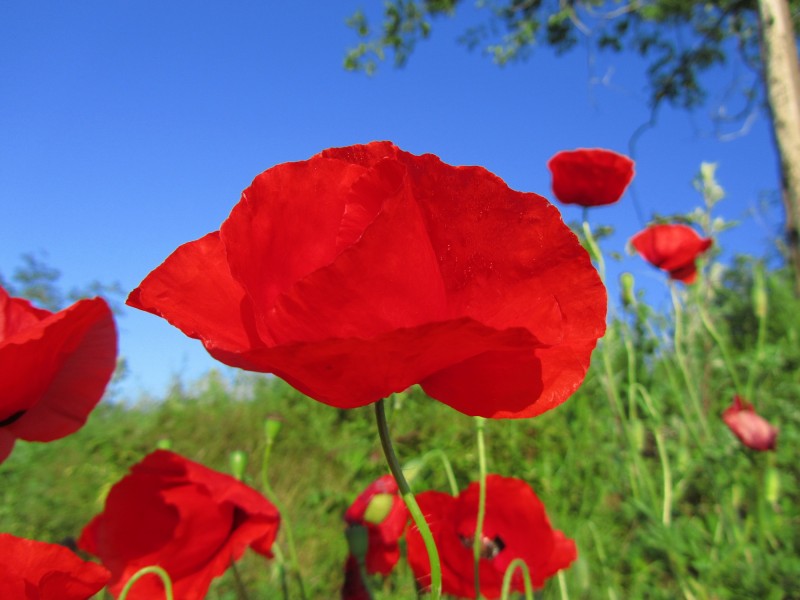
[423,449,460,496]
[374,398,442,600]
[669,284,709,436]
[230,560,251,600]
[260,419,308,600]
[499,558,534,600]
[118,566,174,600]
[472,417,488,600]
[581,220,606,283]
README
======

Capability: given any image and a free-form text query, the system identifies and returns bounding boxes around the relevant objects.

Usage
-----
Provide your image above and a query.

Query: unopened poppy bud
[229,450,247,481]
[155,439,171,450]
[765,467,780,505]
[752,266,768,320]
[264,418,282,447]
[345,524,369,565]
[362,493,394,525]
[620,272,636,308]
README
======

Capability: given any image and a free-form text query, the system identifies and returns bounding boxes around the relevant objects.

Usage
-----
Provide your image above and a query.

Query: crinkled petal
[127,232,257,351]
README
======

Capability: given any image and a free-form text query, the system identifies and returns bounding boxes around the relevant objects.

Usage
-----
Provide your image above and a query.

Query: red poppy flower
[0,286,117,464]
[723,396,778,451]
[406,475,576,598]
[78,449,280,600]
[344,474,408,575]
[547,148,635,207]
[630,224,712,283]
[128,141,606,418]
[0,533,110,600]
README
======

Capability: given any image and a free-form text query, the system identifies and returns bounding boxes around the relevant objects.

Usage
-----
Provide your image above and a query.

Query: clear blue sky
[1,1,784,400]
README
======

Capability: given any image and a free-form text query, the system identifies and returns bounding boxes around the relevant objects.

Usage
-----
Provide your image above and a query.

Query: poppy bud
[362,493,395,525]
[155,438,171,450]
[264,418,282,447]
[764,467,780,506]
[620,272,636,308]
[229,450,247,481]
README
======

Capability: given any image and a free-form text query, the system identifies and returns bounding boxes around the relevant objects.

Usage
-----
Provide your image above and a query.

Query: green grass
[1,264,799,599]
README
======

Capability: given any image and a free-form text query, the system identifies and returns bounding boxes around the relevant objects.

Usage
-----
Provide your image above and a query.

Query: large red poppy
[0,286,117,464]
[547,148,635,207]
[630,224,712,283]
[128,142,606,418]
[344,474,408,575]
[0,533,110,600]
[723,396,778,451]
[406,475,576,598]
[78,449,280,600]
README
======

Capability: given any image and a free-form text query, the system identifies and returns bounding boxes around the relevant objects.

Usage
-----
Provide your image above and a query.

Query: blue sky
[1,1,783,400]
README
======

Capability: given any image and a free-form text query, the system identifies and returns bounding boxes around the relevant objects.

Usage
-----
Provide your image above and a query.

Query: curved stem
[118,566,174,600]
[422,449,460,496]
[472,417,488,599]
[375,399,441,599]
[499,558,534,600]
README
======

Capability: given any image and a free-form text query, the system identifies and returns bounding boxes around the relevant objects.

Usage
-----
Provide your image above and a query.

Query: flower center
[459,533,506,560]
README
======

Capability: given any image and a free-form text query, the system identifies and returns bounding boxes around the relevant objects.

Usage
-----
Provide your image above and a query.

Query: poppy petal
[0,297,116,444]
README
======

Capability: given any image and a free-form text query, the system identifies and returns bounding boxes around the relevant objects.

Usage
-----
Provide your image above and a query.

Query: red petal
[0,286,52,340]
[210,318,538,409]
[0,297,116,445]
[548,149,635,207]
[79,450,279,600]
[0,533,110,600]
[129,142,606,418]
[220,158,374,317]
[630,225,712,281]
[722,396,778,451]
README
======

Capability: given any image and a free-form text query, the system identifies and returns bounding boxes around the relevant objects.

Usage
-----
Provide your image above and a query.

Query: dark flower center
[459,533,506,560]
[0,409,26,428]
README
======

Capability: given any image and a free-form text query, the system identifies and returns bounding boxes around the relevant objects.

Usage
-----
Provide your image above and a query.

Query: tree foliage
[345,0,800,110]
[0,252,124,313]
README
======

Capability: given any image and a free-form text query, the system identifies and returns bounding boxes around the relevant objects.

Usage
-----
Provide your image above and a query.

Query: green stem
[670,284,709,435]
[420,449,459,496]
[499,558,534,600]
[582,220,606,283]
[261,423,307,600]
[118,566,174,600]
[272,544,291,600]
[696,303,743,394]
[654,429,673,526]
[635,384,673,526]
[558,570,571,600]
[375,399,441,599]
[230,560,251,600]
[745,265,768,400]
[472,417,488,600]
